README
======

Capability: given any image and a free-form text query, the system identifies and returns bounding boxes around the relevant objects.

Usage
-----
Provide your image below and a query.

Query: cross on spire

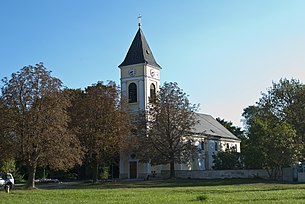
[138,15,142,28]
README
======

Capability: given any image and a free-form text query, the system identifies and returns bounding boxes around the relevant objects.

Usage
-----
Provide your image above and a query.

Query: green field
[1,179,305,203]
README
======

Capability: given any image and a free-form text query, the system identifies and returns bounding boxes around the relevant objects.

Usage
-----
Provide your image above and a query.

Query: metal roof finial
[138,15,142,28]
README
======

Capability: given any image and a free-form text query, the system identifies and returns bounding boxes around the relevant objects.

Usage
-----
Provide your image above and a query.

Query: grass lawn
[1,179,305,203]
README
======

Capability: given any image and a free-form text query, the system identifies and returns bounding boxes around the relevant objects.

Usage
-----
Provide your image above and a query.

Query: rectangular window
[215,142,218,151]
[201,141,204,150]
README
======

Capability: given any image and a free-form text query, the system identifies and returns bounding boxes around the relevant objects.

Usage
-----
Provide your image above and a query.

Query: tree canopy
[1,63,83,187]
[242,78,305,179]
[67,81,133,182]
[0,99,15,161]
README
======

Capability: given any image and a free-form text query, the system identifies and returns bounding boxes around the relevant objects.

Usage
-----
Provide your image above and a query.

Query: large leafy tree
[242,78,305,179]
[261,78,305,143]
[69,82,133,182]
[0,99,15,161]
[1,63,83,188]
[138,82,198,178]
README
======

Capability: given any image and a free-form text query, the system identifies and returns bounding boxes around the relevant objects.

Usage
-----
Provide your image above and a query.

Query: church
[118,23,241,179]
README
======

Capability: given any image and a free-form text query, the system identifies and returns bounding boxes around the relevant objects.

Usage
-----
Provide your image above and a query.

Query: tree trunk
[92,161,99,183]
[27,163,37,188]
[169,156,175,178]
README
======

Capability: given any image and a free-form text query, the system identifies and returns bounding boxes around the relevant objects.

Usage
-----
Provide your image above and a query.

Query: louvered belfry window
[150,83,156,103]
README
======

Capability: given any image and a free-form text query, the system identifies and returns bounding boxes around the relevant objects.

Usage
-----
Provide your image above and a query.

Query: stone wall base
[161,169,269,179]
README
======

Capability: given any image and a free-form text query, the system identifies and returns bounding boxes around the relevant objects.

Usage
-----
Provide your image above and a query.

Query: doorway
[129,161,137,179]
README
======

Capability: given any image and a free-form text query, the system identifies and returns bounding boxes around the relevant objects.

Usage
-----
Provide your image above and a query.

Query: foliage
[212,147,242,170]
[137,82,199,178]
[0,159,24,182]
[99,166,110,180]
[67,81,133,182]
[241,106,265,169]
[0,63,83,187]
[0,99,15,161]
[0,159,16,173]
[242,78,305,179]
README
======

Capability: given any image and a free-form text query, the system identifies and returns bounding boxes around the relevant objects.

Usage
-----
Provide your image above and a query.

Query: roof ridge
[200,115,225,133]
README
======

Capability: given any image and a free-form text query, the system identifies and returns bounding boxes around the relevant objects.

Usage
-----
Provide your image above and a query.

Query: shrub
[196,194,208,201]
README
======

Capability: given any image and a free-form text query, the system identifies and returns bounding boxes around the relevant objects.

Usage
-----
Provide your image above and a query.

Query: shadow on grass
[13,178,305,192]
[236,195,305,203]
[20,178,304,191]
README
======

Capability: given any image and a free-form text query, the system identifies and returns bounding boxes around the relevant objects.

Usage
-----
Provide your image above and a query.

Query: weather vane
[138,15,142,28]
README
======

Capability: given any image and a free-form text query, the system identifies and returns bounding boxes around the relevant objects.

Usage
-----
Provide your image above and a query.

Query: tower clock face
[128,68,136,76]
[150,69,155,77]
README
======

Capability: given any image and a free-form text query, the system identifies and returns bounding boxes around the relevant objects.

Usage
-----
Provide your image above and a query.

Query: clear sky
[1,0,305,127]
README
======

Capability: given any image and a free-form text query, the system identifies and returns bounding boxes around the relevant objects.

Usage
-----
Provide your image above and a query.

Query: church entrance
[129,161,137,179]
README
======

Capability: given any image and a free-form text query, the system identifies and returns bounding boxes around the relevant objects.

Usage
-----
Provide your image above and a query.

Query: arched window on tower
[128,83,137,103]
[149,83,156,103]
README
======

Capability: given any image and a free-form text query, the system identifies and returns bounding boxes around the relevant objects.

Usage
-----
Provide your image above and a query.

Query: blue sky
[1,0,305,127]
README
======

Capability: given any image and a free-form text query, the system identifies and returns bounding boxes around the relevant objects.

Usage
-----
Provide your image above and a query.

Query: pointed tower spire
[119,22,161,68]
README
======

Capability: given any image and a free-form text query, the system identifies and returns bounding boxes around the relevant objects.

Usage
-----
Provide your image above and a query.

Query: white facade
[119,63,161,179]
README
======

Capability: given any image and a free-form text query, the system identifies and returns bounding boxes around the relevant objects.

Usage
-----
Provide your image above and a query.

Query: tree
[69,82,133,182]
[138,82,198,178]
[242,78,305,179]
[259,78,305,146]
[1,63,83,188]
[241,106,265,169]
[0,99,15,161]
[212,147,242,170]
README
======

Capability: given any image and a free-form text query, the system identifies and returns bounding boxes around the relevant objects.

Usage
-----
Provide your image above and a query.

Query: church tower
[119,25,161,112]
[118,22,161,179]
